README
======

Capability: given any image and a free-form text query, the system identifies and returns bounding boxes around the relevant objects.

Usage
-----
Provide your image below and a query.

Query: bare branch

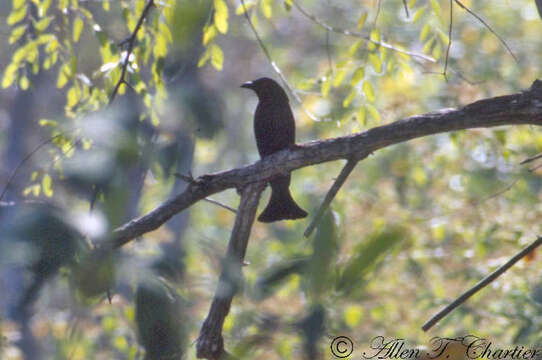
[443,0,453,79]
[196,181,266,359]
[239,0,321,122]
[422,236,542,332]
[105,79,542,250]
[109,0,155,104]
[304,159,359,238]
[453,0,518,64]
[520,152,542,165]
[292,0,436,62]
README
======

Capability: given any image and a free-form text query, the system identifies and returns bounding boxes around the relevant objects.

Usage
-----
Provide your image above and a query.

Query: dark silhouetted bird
[242,77,308,223]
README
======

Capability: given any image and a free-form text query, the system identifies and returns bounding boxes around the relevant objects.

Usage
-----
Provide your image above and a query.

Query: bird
[241,77,308,223]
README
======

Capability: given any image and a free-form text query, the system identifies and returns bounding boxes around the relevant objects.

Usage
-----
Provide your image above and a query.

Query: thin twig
[292,0,435,62]
[239,0,321,121]
[443,0,453,80]
[422,236,542,332]
[453,0,518,64]
[0,133,66,202]
[109,0,155,105]
[304,159,360,238]
[520,153,542,165]
[529,162,542,172]
[325,29,333,74]
[174,172,236,213]
[204,198,237,214]
[402,0,410,18]
[196,181,266,359]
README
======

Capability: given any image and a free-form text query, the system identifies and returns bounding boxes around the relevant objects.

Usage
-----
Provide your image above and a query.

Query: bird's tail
[258,175,307,223]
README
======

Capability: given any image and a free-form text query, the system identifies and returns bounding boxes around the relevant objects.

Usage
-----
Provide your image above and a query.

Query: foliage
[2,0,542,359]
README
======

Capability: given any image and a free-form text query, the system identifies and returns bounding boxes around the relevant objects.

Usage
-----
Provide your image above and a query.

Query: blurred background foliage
[1,0,542,359]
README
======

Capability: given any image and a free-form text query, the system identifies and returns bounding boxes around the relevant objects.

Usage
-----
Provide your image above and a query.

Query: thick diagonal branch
[196,181,266,360]
[106,80,542,250]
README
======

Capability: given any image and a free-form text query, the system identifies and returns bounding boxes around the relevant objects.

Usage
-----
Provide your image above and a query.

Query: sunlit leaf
[9,25,27,44]
[210,44,224,70]
[343,89,357,107]
[351,66,365,86]
[42,174,53,197]
[363,81,375,102]
[34,16,53,32]
[321,76,331,97]
[214,0,229,34]
[358,12,368,30]
[369,53,382,73]
[8,5,27,25]
[333,69,346,87]
[73,17,84,42]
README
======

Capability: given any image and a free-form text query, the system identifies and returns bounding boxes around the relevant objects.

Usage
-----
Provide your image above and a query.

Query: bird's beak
[241,81,254,89]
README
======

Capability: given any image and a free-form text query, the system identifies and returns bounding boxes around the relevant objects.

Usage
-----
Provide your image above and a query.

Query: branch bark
[105,79,542,250]
[196,181,266,360]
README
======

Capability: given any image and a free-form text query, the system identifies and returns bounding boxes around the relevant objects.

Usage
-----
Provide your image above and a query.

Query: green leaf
[343,89,357,108]
[202,24,217,45]
[367,103,380,122]
[9,25,27,44]
[2,63,18,88]
[153,33,168,58]
[368,53,382,73]
[34,16,53,32]
[19,76,29,90]
[350,66,365,86]
[13,0,25,10]
[210,44,224,70]
[102,0,110,11]
[284,0,292,11]
[7,5,27,25]
[309,211,339,298]
[337,226,403,293]
[321,76,331,97]
[260,0,272,18]
[362,81,375,102]
[197,48,211,68]
[348,39,363,56]
[214,0,229,34]
[412,6,425,23]
[42,174,53,197]
[57,63,71,88]
[357,12,368,30]
[332,68,346,87]
[73,17,83,42]
[420,23,431,42]
[357,105,367,125]
[430,0,441,16]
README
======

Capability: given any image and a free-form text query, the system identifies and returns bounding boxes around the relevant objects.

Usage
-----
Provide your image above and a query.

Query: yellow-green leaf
[350,67,365,86]
[369,54,382,73]
[57,63,70,88]
[153,33,168,58]
[102,0,110,11]
[260,0,272,18]
[73,17,84,42]
[367,103,380,122]
[9,25,27,44]
[363,81,375,102]
[430,0,441,15]
[13,0,25,10]
[348,39,363,56]
[214,0,229,34]
[321,76,331,97]
[343,89,357,108]
[42,174,53,197]
[412,6,425,23]
[357,105,367,125]
[210,44,224,70]
[8,5,27,25]
[2,63,18,88]
[34,16,53,32]
[202,24,218,45]
[333,69,346,87]
[357,12,368,30]
[420,23,431,42]
[19,76,29,90]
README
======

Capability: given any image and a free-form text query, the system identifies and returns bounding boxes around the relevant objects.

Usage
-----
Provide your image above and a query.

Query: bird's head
[241,77,289,102]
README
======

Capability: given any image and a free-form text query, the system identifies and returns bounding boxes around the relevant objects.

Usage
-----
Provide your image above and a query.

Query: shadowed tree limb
[104,79,542,250]
[196,181,266,360]
[304,159,359,238]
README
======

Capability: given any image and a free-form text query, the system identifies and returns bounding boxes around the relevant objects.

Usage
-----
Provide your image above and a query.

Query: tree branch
[422,236,542,331]
[196,181,266,360]
[109,0,154,104]
[104,79,542,250]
